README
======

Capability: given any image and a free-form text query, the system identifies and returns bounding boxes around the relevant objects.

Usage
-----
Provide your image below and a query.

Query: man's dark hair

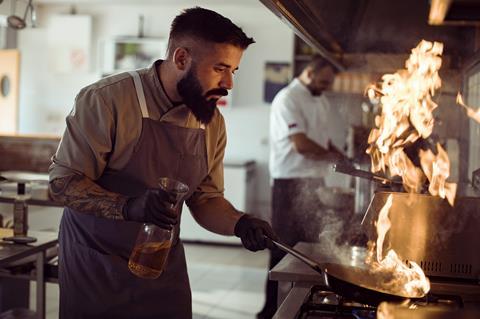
[168,7,255,54]
[305,55,338,74]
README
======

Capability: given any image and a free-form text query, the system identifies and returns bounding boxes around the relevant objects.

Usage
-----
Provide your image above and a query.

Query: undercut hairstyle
[167,7,255,57]
[306,55,338,74]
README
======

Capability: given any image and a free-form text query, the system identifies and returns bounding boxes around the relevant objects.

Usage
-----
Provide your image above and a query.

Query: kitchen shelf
[293,35,318,77]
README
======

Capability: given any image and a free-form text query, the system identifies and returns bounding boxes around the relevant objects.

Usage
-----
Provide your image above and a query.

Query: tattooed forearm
[49,174,127,220]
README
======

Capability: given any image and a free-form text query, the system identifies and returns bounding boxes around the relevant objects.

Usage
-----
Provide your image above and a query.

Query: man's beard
[308,85,325,96]
[177,66,228,125]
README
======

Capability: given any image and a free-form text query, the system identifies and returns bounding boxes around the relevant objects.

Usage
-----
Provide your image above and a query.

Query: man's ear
[305,68,314,84]
[173,47,191,71]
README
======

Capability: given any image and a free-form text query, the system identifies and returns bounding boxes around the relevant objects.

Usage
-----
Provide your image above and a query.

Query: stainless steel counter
[268,242,336,319]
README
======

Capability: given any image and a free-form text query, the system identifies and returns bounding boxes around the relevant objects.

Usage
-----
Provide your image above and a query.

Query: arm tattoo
[49,174,127,220]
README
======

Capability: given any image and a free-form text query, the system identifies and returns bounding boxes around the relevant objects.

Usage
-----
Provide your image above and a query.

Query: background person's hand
[234,214,278,251]
[123,189,178,229]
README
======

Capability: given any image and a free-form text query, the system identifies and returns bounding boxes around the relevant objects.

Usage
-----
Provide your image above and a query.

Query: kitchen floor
[30,242,270,319]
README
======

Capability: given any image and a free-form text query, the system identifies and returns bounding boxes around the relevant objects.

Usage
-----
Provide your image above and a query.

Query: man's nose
[220,72,233,90]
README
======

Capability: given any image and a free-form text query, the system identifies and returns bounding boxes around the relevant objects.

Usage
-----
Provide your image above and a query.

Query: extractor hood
[260,0,476,69]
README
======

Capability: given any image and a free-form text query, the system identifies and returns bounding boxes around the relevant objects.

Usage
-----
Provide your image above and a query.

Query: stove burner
[299,286,375,318]
[298,285,466,319]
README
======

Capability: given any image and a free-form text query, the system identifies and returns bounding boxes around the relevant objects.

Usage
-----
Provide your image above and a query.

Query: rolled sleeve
[49,88,115,182]
[273,94,306,140]
[186,115,226,207]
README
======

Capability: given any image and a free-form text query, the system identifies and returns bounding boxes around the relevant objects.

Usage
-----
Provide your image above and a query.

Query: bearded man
[49,7,276,319]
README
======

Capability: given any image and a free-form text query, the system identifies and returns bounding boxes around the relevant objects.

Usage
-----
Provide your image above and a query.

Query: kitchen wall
[0,0,13,15]
[14,0,295,217]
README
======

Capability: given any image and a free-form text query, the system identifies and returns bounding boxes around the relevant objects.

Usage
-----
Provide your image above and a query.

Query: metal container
[362,192,480,280]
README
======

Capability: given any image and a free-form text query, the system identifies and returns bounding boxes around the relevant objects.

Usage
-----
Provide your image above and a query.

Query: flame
[419,143,457,205]
[376,302,394,319]
[366,40,456,205]
[377,300,413,319]
[457,93,480,123]
[367,195,431,297]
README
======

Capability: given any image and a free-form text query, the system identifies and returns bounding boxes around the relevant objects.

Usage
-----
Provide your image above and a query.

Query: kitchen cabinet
[0,50,20,134]
[0,135,60,173]
[180,160,256,244]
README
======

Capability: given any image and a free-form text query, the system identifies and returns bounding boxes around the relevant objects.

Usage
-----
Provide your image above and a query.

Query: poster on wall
[47,15,92,74]
[263,62,291,103]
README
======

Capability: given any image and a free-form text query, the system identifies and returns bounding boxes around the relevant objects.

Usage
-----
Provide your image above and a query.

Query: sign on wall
[47,15,92,74]
[264,62,291,103]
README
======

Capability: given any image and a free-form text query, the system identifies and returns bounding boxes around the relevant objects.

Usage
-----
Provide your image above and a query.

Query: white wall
[16,0,294,217]
[0,0,15,15]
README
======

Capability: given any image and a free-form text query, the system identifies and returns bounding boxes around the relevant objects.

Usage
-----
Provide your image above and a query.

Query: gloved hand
[234,214,277,252]
[123,189,178,229]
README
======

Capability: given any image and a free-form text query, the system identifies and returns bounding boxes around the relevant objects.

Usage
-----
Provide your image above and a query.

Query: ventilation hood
[260,0,477,70]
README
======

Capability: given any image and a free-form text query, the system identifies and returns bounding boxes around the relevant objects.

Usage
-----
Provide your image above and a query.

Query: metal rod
[271,239,323,273]
[36,250,45,319]
[23,0,32,21]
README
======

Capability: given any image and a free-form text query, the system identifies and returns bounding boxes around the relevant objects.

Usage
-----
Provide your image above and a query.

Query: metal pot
[362,192,480,280]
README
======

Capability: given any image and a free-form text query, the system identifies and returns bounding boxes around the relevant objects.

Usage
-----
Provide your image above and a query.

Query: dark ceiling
[261,0,476,58]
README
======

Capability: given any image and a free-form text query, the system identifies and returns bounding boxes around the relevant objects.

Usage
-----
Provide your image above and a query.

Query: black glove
[123,189,178,229]
[234,214,277,252]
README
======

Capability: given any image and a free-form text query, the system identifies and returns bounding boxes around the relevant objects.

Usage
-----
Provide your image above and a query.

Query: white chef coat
[269,78,332,179]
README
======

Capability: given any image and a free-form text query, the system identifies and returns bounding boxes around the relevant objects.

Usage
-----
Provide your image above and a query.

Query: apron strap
[129,71,149,118]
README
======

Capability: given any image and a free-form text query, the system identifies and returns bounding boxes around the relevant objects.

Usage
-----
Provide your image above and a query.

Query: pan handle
[270,239,324,273]
[333,163,402,186]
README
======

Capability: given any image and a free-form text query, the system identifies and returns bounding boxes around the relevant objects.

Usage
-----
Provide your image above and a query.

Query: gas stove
[285,282,480,319]
[270,242,480,319]
[297,285,375,318]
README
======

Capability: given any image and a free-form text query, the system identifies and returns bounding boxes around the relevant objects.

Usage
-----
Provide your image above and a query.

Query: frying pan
[271,239,427,306]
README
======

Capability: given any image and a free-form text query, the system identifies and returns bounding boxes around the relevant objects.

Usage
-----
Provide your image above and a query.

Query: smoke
[292,181,367,266]
[316,208,356,265]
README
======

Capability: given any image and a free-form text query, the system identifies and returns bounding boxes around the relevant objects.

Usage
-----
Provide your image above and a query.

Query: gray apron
[58,71,208,319]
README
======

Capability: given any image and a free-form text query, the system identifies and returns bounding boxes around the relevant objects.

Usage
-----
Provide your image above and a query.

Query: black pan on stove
[271,239,427,306]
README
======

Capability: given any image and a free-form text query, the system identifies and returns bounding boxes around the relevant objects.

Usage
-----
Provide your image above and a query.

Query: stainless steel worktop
[269,242,342,319]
